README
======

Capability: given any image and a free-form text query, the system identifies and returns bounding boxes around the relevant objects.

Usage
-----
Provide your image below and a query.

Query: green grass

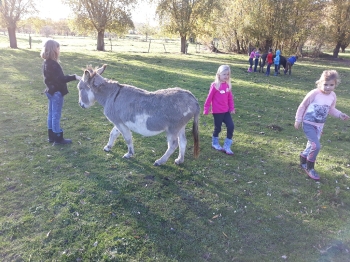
[1,34,350,261]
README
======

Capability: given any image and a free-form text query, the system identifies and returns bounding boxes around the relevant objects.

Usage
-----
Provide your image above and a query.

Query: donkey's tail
[192,111,200,158]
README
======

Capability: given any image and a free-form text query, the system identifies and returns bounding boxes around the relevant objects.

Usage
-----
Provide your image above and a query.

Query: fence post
[29,35,31,49]
[163,43,166,53]
[148,40,151,53]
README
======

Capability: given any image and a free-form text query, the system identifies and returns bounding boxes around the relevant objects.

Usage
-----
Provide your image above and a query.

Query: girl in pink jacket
[295,70,349,180]
[204,65,235,155]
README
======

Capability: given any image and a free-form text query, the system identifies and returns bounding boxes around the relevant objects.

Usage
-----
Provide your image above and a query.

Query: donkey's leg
[116,123,134,158]
[175,127,187,165]
[154,133,178,166]
[104,126,121,152]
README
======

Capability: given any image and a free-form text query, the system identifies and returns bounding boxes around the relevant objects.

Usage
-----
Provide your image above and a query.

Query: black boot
[53,132,72,145]
[305,160,320,180]
[48,129,54,143]
[299,155,307,169]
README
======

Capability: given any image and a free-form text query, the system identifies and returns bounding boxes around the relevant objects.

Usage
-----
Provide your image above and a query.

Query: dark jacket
[42,59,76,96]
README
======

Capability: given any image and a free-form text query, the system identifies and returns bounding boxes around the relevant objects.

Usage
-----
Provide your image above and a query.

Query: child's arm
[294,90,315,129]
[340,113,350,120]
[203,85,215,114]
[229,93,235,114]
[328,95,349,120]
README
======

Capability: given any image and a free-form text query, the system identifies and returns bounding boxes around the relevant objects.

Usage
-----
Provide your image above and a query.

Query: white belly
[125,114,163,136]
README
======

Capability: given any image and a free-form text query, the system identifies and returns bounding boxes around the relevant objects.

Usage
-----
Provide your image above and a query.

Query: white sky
[37,0,158,25]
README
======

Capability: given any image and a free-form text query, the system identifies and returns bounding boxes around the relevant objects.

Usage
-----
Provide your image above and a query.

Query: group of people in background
[248,48,298,76]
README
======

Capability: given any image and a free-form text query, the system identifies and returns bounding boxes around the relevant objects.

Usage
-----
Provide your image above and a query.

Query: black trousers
[212,112,234,139]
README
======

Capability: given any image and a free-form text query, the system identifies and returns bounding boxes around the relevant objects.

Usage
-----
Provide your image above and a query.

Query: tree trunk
[180,36,187,54]
[263,39,273,53]
[97,30,105,51]
[333,42,341,58]
[8,27,18,49]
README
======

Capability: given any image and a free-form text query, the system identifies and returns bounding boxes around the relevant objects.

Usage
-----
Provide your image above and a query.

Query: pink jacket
[295,88,342,128]
[203,82,234,114]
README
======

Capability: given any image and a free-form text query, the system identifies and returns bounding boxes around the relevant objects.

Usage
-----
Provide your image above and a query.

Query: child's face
[219,70,229,82]
[320,79,336,95]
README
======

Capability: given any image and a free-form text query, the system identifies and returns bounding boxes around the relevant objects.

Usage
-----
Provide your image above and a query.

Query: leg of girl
[46,93,54,143]
[212,113,225,151]
[51,91,72,145]
[222,112,234,155]
[302,123,322,180]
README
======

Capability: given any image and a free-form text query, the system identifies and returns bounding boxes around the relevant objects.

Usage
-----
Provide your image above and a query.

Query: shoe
[300,155,307,170]
[48,129,54,143]
[305,161,320,180]
[305,168,320,180]
[53,131,72,145]
[223,138,234,155]
[212,136,223,151]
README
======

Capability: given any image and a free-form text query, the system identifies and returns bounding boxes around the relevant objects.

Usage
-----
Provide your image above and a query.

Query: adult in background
[284,55,298,75]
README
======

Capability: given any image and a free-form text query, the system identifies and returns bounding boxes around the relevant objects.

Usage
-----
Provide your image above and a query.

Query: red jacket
[267,52,273,64]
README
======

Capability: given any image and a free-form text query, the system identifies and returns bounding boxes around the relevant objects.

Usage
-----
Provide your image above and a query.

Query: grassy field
[1,34,350,261]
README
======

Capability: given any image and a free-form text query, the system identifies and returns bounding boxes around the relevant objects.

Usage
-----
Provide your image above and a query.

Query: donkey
[259,53,287,73]
[77,65,200,166]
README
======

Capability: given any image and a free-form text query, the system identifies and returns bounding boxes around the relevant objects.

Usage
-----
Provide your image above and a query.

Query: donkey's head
[77,64,107,108]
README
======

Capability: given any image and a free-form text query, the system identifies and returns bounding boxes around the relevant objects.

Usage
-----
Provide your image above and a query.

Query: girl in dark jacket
[40,39,81,145]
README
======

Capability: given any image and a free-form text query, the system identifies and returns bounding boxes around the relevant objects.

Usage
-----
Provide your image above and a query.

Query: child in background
[40,39,81,145]
[273,49,281,76]
[204,65,235,155]
[265,49,273,76]
[284,55,298,75]
[295,70,349,180]
[248,48,256,72]
[254,48,261,72]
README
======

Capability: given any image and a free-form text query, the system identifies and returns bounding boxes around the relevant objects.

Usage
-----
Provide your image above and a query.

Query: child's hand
[231,109,236,114]
[294,121,301,129]
[340,113,350,120]
[75,74,82,81]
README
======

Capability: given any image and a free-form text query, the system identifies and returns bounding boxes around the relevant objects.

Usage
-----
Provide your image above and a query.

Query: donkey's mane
[85,65,102,78]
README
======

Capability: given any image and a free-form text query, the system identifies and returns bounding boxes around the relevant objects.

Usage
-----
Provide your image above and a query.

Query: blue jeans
[266,63,272,75]
[249,58,253,68]
[254,59,259,72]
[46,91,64,133]
[301,123,323,162]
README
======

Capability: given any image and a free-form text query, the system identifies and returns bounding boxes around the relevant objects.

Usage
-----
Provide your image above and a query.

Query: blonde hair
[40,39,60,61]
[214,65,232,90]
[316,70,341,88]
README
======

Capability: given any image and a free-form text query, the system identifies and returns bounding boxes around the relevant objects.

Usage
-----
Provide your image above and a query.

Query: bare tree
[0,0,37,48]
[64,0,136,51]
[155,0,221,53]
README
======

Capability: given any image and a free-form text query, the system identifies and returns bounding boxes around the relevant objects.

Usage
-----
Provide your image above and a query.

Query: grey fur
[77,65,200,165]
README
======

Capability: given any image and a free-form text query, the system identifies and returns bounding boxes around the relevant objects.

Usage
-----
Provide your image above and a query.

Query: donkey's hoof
[153,162,161,166]
[103,145,111,152]
[122,153,133,158]
[175,158,184,165]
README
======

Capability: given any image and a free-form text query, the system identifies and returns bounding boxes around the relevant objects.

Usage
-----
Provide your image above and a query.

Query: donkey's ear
[83,70,90,82]
[97,64,107,75]
[92,75,105,88]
